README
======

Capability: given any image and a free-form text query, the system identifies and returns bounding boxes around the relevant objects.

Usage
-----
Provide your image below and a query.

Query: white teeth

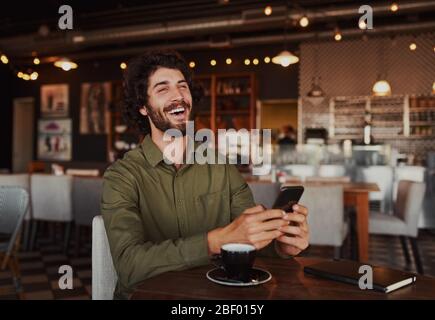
[168,107,185,114]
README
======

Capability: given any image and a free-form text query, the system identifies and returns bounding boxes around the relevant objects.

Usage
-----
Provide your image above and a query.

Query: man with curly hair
[101,50,309,299]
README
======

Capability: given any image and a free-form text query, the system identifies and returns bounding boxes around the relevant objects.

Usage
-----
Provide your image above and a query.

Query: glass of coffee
[212,243,256,282]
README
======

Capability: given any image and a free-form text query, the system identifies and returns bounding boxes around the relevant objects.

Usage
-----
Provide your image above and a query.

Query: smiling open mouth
[167,107,186,116]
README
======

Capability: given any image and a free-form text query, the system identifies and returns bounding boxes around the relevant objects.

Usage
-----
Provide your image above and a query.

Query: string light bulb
[189,61,195,68]
[253,58,259,65]
[226,58,232,65]
[409,42,417,51]
[244,59,251,65]
[299,15,309,27]
[210,59,217,66]
[30,72,39,80]
[264,56,271,63]
[264,6,272,16]
[33,57,40,65]
[390,2,399,12]
[0,54,8,64]
[120,62,127,69]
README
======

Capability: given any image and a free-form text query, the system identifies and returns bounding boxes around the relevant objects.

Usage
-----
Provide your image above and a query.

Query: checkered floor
[1,228,435,300]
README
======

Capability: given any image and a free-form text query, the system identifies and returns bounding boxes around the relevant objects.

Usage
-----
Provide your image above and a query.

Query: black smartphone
[272,186,304,213]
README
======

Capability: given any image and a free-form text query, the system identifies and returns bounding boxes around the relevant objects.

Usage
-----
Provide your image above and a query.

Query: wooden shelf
[410,108,435,112]
[410,121,435,126]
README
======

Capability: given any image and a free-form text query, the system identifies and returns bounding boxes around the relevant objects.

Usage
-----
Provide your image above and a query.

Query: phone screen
[272,186,304,213]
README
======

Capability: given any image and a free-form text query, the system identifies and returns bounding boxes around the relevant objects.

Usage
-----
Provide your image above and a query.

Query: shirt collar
[141,134,164,167]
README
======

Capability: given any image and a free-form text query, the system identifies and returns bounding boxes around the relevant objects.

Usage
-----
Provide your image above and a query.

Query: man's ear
[139,107,148,116]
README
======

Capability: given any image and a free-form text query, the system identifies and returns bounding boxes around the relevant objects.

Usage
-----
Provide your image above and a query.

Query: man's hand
[275,204,309,256]
[207,205,288,255]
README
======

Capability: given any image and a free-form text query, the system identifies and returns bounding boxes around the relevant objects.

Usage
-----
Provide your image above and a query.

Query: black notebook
[304,260,417,293]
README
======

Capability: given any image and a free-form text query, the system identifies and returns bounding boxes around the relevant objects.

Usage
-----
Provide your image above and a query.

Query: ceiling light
[54,58,78,71]
[272,50,299,67]
[372,79,392,96]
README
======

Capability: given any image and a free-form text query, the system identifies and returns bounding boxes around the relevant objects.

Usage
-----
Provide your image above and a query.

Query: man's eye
[179,85,188,89]
[158,88,168,93]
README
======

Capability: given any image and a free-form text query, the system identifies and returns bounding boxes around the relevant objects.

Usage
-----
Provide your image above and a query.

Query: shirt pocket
[195,189,231,229]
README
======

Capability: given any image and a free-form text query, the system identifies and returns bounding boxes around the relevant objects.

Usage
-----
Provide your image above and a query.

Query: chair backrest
[92,215,117,300]
[394,180,426,237]
[30,174,73,222]
[0,174,31,220]
[73,177,103,226]
[0,186,29,255]
[393,166,425,200]
[356,166,393,213]
[300,185,345,246]
[318,165,346,178]
[248,182,281,209]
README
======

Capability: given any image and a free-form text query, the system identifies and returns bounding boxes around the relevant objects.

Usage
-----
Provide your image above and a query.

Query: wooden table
[282,181,380,262]
[131,257,435,300]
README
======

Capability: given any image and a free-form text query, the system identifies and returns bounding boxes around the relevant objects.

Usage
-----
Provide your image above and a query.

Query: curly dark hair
[122,50,203,135]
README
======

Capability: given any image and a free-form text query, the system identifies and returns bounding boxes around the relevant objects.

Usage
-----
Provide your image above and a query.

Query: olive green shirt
[102,134,282,299]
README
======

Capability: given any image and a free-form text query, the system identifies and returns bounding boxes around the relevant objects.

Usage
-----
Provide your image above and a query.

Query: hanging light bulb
[22,74,30,81]
[33,57,40,65]
[244,59,251,65]
[120,62,127,69]
[264,6,272,16]
[226,58,232,65]
[372,79,392,96]
[210,59,217,66]
[264,56,271,63]
[299,15,309,27]
[272,50,299,67]
[307,77,325,97]
[334,28,342,41]
[189,61,195,68]
[17,71,24,78]
[409,42,417,51]
[54,57,78,71]
[253,58,259,65]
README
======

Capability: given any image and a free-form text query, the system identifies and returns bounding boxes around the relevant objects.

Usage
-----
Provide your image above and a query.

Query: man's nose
[169,86,184,102]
